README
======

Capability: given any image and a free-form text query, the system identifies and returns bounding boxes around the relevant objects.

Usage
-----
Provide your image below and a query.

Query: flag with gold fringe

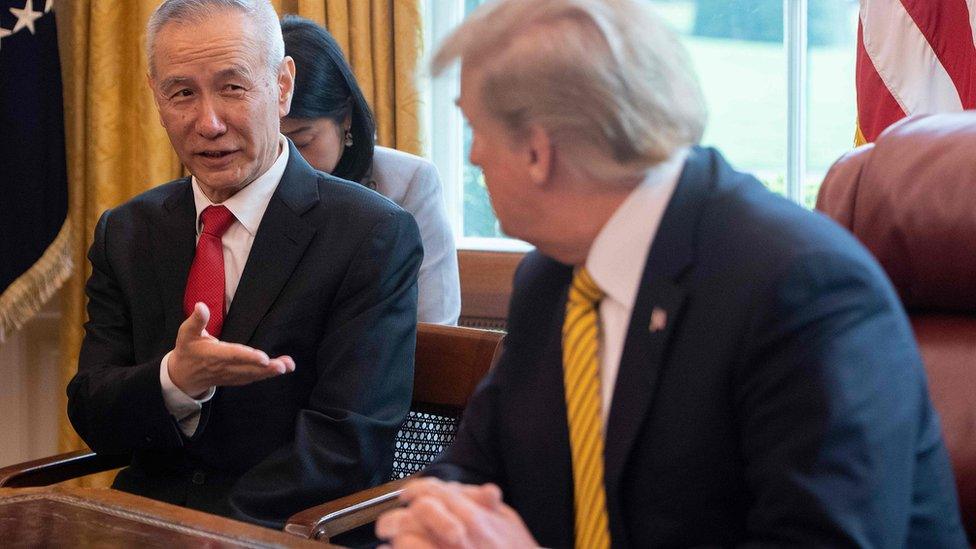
[0,0,71,341]
[855,0,976,145]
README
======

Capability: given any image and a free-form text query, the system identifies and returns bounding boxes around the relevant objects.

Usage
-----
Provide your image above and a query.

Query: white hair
[433,0,707,182]
[146,0,284,78]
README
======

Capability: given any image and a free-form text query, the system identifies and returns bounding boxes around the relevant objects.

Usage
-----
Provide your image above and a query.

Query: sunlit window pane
[806,0,858,207]
[461,0,503,238]
[651,0,788,194]
[449,0,859,240]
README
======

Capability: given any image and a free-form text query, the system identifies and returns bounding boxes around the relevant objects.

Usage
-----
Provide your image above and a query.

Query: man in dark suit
[376,0,968,547]
[66,0,420,529]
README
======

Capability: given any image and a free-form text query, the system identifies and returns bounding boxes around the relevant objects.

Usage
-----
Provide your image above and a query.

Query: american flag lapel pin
[649,306,668,333]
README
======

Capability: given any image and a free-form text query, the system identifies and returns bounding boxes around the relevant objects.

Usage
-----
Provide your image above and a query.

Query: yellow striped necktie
[562,267,611,549]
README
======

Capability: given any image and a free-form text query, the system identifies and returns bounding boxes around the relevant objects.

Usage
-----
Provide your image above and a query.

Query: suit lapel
[543,263,578,537]
[220,140,319,343]
[220,141,319,344]
[603,148,716,500]
[151,180,197,344]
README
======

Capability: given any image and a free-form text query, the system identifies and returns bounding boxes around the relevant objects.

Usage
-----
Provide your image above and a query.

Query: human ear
[526,124,552,185]
[278,56,296,117]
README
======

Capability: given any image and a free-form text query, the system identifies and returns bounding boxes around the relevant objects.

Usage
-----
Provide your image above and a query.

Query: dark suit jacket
[426,147,967,547]
[67,140,422,529]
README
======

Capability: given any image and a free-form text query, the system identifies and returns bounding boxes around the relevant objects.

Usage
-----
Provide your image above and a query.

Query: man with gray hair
[67,0,420,529]
[376,0,967,546]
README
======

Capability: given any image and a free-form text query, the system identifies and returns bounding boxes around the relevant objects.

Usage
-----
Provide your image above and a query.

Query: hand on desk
[376,477,538,549]
[168,302,295,397]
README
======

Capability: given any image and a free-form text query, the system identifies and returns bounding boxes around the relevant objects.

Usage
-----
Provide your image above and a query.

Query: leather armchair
[817,111,976,542]
[285,323,505,542]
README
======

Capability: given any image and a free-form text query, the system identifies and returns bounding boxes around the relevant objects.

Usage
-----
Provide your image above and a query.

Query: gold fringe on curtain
[0,221,73,343]
[54,0,424,487]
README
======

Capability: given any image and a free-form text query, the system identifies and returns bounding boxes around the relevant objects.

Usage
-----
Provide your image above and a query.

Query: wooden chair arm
[284,477,411,541]
[0,450,128,488]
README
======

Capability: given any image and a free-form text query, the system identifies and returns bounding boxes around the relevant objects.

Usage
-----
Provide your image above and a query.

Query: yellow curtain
[55,0,424,487]
[275,0,425,154]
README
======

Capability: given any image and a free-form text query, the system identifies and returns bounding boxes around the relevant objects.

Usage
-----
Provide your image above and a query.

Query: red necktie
[183,205,236,338]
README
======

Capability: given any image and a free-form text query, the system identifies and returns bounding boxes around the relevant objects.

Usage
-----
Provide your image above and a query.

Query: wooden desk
[0,486,330,547]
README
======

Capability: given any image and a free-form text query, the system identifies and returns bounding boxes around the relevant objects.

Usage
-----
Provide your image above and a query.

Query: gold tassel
[0,219,74,342]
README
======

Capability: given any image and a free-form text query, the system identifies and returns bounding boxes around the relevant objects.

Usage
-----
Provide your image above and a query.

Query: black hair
[281,14,375,183]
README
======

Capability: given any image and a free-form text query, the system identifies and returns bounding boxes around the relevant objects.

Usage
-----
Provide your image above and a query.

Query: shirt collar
[191,135,289,236]
[586,148,688,309]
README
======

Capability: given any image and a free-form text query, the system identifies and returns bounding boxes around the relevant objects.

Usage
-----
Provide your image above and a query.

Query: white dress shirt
[160,136,289,435]
[585,148,688,426]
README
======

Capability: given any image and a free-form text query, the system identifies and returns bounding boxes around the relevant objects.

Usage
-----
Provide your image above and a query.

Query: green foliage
[691,0,856,46]
[461,124,504,238]
[463,167,503,238]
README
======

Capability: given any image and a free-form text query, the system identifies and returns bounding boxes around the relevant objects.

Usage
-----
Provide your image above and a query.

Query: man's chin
[192,171,249,202]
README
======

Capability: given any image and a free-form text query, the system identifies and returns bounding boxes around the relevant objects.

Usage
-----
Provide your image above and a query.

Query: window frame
[425,0,811,251]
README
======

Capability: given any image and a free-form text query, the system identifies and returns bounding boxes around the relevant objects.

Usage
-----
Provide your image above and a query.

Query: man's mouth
[198,150,235,158]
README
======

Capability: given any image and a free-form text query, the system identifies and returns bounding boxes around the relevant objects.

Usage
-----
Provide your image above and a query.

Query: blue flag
[0,0,70,340]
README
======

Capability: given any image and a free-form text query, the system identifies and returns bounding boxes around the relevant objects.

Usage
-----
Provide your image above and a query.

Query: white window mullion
[425,0,466,240]
[785,0,809,205]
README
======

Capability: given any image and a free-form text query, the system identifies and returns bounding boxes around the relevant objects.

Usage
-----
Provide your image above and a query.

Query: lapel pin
[649,307,668,333]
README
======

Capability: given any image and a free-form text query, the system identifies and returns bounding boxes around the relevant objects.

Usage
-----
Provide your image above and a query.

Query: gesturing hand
[168,302,295,397]
[376,478,539,549]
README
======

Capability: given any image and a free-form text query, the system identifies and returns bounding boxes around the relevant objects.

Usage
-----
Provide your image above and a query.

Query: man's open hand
[168,302,295,397]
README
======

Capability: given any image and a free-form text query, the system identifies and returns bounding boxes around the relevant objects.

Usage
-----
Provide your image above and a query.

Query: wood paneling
[458,250,524,331]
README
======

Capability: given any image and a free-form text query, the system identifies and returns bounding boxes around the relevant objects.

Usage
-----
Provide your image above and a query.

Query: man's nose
[194,97,227,139]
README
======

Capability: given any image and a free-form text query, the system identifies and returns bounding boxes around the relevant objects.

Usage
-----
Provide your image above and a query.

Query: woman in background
[280,15,461,325]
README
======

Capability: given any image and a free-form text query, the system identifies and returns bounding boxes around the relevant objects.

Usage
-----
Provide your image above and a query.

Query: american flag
[855,0,976,144]
[0,0,70,340]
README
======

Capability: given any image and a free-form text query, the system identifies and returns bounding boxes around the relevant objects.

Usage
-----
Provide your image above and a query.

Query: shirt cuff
[160,351,216,435]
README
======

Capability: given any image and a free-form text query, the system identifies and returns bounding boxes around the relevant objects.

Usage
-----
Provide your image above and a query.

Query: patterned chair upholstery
[285,322,505,542]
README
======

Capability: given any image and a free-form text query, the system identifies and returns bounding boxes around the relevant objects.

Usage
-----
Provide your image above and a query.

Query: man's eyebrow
[159,76,193,92]
[159,66,253,92]
[214,65,253,81]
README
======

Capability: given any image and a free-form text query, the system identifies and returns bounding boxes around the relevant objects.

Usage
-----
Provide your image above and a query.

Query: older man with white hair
[67,0,420,529]
[376,0,967,547]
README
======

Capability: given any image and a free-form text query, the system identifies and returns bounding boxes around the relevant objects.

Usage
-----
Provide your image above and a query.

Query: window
[425,0,859,248]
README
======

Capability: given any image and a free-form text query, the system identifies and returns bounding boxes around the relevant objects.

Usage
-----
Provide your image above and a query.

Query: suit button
[191,470,206,485]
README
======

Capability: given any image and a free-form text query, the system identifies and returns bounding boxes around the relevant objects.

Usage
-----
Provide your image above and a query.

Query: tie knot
[569,267,604,307]
[200,205,236,237]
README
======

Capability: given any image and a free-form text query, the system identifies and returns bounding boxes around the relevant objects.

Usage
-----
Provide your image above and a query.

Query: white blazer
[366,146,461,325]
